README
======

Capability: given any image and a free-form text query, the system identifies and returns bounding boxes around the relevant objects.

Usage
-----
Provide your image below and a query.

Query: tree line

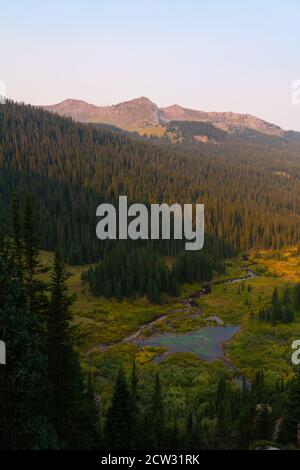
[82,246,216,303]
[259,285,300,324]
[105,363,300,449]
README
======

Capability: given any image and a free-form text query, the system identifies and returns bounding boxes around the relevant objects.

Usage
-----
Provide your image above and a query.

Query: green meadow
[39,248,300,412]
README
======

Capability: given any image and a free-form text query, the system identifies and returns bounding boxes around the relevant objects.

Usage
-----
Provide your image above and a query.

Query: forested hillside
[2,203,300,450]
[2,101,300,450]
[1,101,300,268]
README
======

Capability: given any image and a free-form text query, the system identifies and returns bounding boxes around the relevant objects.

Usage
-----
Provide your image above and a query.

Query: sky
[1,0,300,130]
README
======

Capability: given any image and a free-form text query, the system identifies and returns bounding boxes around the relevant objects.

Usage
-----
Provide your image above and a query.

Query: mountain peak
[43,96,286,137]
[128,96,153,104]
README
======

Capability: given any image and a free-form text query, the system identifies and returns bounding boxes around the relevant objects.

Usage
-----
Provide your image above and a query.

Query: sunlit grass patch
[254,247,300,282]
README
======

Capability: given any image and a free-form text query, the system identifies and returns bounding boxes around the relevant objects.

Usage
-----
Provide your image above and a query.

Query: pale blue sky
[1,0,300,130]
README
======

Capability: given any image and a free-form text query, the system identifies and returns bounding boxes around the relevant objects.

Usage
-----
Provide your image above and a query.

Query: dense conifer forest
[1,101,300,268]
[82,247,217,303]
[1,199,300,449]
[2,102,300,450]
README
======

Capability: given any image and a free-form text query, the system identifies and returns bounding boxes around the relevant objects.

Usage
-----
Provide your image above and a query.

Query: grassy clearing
[254,246,300,282]
[39,251,182,350]
[137,125,166,138]
[39,248,300,391]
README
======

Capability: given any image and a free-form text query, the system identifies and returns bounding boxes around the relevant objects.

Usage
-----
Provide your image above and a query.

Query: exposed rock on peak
[43,96,287,138]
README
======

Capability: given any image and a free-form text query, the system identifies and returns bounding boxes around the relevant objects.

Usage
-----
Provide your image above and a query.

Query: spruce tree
[10,194,24,277]
[22,194,48,330]
[130,359,140,448]
[105,366,133,449]
[215,375,228,446]
[0,206,57,449]
[281,369,300,445]
[46,251,96,448]
[148,373,164,448]
[80,374,101,449]
[294,284,300,309]
[185,409,199,450]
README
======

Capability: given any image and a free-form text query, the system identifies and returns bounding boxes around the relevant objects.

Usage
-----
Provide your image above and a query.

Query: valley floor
[40,247,300,411]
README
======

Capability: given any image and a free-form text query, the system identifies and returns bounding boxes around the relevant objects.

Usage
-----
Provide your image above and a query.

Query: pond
[137,325,240,363]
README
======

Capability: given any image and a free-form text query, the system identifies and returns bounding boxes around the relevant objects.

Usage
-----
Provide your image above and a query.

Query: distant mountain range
[43,96,299,143]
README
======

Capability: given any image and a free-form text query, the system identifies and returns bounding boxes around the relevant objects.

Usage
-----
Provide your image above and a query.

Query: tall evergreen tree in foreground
[0,203,57,449]
[105,366,133,449]
[46,251,98,448]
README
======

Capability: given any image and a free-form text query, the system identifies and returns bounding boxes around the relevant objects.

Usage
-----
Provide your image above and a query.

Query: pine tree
[130,359,140,448]
[46,251,95,448]
[281,369,300,445]
[23,194,39,289]
[22,194,48,329]
[294,284,300,309]
[131,359,138,404]
[148,373,164,448]
[169,419,180,449]
[185,409,199,449]
[105,366,133,449]
[0,206,57,449]
[10,194,24,277]
[215,375,228,445]
[80,375,101,449]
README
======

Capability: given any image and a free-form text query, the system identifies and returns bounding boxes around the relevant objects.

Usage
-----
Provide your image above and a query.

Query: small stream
[134,265,257,367]
[86,264,257,368]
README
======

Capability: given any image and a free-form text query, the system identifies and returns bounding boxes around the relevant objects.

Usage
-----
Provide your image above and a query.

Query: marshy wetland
[39,248,300,412]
